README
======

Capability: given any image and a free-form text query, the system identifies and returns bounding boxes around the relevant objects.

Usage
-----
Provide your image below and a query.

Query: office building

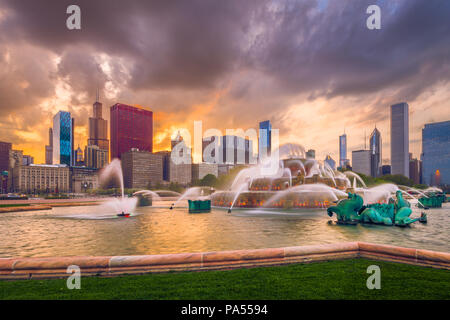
[121,149,163,188]
[258,120,272,160]
[169,134,192,185]
[0,141,12,173]
[22,155,34,166]
[12,164,70,193]
[156,151,171,182]
[192,163,218,181]
[70,167,99,193]
[88,95,109,161]
[352,150,371,176]
[390,103,409,177]
[369,127,382,177]
[84,145,108,169]
[324,155,336,170]
[421,121,450,186]
[45,128,53,164]
[339,134,348,168]
[110,103,153,159]
[220,135,254,165]
[409,157,421,185]
[202,136,219,163]
[52,111,73,166]
[381,165,391,175]
[74,146,84,166]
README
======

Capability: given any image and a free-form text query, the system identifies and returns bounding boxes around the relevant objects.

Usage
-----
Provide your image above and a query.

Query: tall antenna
[96,87,99,102]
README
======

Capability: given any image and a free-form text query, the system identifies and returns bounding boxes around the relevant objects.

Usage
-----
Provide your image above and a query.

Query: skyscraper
[369,127,382,177]
[88,95,109,160]
[52,111,73,166]
[390,103,409,177]
[45,128,53,164]
[258,120,272,160]
[339,133,347,168]
[324,155,336,170]
[0,141,12,173]
[421,120,450,186]
[352,150,371,176]
[110,103,153,159]
[220,135,253,165]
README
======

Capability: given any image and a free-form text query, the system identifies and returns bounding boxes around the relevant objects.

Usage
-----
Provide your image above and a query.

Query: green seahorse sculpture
[327,191,420,227]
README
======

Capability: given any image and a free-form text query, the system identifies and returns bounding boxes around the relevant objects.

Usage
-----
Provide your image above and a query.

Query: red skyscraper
[110,103,153,159]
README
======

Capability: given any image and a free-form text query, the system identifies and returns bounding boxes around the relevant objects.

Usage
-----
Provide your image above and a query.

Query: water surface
[0,201,448,257]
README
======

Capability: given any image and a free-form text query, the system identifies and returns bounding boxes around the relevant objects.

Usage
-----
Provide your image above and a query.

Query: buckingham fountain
[98,143,433,227]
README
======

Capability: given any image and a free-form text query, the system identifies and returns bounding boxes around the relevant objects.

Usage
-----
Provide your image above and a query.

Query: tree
[199,174,218,187]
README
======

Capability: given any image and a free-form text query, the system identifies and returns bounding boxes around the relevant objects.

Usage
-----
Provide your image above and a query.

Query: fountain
[211,143,351,211]
[99,159,137,216]
[170,186,213,209]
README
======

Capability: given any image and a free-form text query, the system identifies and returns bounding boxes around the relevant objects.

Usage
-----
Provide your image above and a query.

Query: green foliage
[413,184,428,190]
[214,165,248,190]
[1,259,448,300]
[199,174,218,187]
[352,172,416,187]
[168,182,184,194]
[380,174,414,187]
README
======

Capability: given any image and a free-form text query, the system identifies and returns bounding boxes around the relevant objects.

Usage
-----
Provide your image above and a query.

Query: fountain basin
[211,190,345,209]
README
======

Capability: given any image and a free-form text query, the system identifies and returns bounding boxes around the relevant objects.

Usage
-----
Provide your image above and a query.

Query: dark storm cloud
[2,0,450,99]
[1,0,260,92]
[0,0,449,150]
[250,0,450,100]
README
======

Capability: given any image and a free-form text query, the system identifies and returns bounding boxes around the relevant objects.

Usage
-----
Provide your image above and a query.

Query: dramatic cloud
[0,0,449,163]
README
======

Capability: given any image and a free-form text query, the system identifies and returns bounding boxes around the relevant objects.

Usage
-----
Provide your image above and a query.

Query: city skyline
[1,1,450,164]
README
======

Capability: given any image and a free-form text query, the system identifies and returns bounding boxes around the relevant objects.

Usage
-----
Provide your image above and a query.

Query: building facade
[324,155,336,170]
[352,150,371,176]
[192,163,219,181]
[88,97,109,161]
[339,134,348,168]
[421,120,450,186]
[409,157,421,185]
[110,103,153,159]
[45,128,53,164]
[84,145,108,169]
[22,155,34,166]
[70,167,99,193]
[390,103,409,177]
[202,136,219,163]
[369,127,382,177]
[220,135,254,165]
[8,150,22,192]
[52,111,73,166]
[258,120,272,160]
[0,141,12,173]
[13,164,70,193]
[121,149,163,188]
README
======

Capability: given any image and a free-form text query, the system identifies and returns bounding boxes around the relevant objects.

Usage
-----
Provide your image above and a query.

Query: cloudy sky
[0,0,449,164]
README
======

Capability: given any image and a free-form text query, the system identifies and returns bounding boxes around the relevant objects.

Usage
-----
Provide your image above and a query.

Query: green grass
[0,259,449,300]
[0,204,30,208]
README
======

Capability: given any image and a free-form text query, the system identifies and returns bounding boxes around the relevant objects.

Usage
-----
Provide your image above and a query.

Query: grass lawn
[0,258,449,300]
[0,204,30,208]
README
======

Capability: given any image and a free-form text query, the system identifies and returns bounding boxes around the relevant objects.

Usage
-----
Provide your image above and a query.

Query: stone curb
[0,242,448,280]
